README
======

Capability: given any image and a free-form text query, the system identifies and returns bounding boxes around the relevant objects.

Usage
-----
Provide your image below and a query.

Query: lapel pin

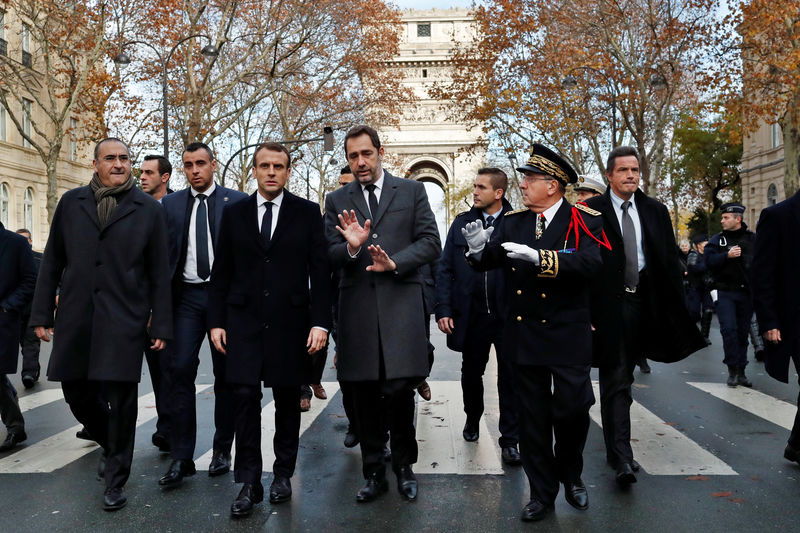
[224,197,229,202]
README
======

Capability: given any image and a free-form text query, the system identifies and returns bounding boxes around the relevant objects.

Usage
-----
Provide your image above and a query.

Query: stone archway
[404,159,449,241]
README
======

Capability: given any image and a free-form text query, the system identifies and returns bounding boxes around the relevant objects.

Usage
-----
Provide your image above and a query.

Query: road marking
[688,382,797,430]
[415,381,503,475]
[0,384,212,474]
[18,388,64,412]
[590,382,737,476]
[195,382,342,471]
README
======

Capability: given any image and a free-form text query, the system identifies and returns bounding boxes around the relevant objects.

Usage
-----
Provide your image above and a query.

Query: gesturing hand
[461,221,493,254]
[366,245,397,272]
[502,242,540,264]
[336,210,371,255]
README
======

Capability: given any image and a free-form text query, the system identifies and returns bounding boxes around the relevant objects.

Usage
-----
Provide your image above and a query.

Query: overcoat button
[516,290,522,295]
[516,316,522,322]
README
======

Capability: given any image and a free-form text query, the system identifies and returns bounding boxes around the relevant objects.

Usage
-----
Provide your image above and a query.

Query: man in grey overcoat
[323,125,440,503]
[30,138,172,511]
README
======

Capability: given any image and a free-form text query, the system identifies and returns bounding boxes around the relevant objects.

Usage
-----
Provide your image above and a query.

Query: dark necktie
[485,215,494,228]
[365,184,379,218]
[621,201,639,288]
[261,201,274,244]
[535,214,545,240]
[195,193,210,280]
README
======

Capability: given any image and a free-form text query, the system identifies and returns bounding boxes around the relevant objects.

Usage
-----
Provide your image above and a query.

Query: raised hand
[336,209,371,255]
[366,245,397,272]
[461,220,493,254]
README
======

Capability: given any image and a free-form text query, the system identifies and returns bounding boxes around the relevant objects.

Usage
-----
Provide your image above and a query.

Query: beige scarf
[89,172,134,228]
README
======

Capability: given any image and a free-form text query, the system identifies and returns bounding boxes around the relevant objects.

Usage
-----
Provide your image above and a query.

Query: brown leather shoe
[311,384,327,400]
[416,380,431,401]
[300,397,311,412]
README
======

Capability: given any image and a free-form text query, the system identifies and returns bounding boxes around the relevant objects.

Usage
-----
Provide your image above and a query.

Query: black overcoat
[0,223,36,373]
[751,191,800,383]
[586,190,705,366]
[29,186,173,382]
[208,191,332,387]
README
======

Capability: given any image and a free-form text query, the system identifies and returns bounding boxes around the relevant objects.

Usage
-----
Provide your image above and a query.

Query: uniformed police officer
[463,144,605,522]
[704,202,756,387]
[572,175,606,203]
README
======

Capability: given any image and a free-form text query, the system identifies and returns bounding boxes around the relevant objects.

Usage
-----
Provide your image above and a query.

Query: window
[422,68,428,78]
[23,187,34,230]
[0,11,6,57]
[771,123,781,149]
[69,117,78,160]
[21,98,31,148]
[0,182,9,227]
[0,103,6,142]
[767,183,778,206]
[21,24,31,67]
[417,23,431,37]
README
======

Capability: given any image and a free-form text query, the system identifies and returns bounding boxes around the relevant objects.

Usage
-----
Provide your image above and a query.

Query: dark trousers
[339,373,358,431]
[686,287,713,323]
[516,364,593,505]
[167,283,234,461]
[599,290,644,467]
[717,290,752,368]
[789,349,800,448]
[144,343,170,439]
[0,375,24,433]
[62,379,138,489]
[461,312,519,447]
[346,378,418,479]
[18,313,40,379]
[233,384,301,485]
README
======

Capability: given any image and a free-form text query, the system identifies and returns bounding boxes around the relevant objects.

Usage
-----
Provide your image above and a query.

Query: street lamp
[113,35,218,157]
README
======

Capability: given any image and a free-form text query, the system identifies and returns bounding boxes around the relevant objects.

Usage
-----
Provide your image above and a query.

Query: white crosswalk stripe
[18,388,64,412]
[688,382,797,431]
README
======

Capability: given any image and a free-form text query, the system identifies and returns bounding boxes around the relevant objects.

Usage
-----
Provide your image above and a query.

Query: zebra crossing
[0,378,796,477]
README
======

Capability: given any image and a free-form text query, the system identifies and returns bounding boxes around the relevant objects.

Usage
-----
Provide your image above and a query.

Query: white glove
[461,220,493,254]
[502,242,540,264]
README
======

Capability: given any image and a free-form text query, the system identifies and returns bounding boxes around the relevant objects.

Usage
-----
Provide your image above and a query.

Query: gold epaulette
[575,203,601,216]
[504,208,528,217]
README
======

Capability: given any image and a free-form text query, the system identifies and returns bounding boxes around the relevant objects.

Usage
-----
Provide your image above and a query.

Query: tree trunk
[45,151,61,224]
[783,102,799,197]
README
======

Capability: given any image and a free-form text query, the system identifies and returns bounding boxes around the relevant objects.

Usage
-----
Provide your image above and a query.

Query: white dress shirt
[609,190,646,272]
[183,182,216,283]
[537,197,563,231]
[361,172,385,215]
[257,189,283,238]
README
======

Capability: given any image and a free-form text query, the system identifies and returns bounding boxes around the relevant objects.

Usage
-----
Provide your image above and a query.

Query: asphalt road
[1,318,799,532]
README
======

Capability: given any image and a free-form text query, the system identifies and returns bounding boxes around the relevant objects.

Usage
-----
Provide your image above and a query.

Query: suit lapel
[346,181,371,222]
[76,186,101,231]
[538,201,572,250]
[598,191,621,241]
[372,174,398,227]
[212,186,232,248]
[102,188,139,231]
[267,191,296,251]
[246,194,268,253]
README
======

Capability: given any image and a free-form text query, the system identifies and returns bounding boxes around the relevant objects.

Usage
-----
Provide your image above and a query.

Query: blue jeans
[716,290,752,368]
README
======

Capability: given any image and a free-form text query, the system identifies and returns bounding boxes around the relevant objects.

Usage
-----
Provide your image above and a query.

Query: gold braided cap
[526,154,569,183]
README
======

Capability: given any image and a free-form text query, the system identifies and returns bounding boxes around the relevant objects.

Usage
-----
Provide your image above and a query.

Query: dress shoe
[76,427,93,441]
[300,397,311,412]
[615,462,637,486]
[501,446,522,466]
[343,427,359,448]
[208,450,231,476]
[158,459,196,486]
[755,350,765,362]
[356,476,389,503]
[784,443,800,464]
[231,483,264,517]
[631,459,641,473]
[151,432,170,453]
[462,420,479,442]
[0,430,26,452]
[416,380,431,401]
[520,499,553,522]
[311,384,327,400]
[383,445,392,462]
[21,374,36,389]
[269,476,292,503]
[639,359,651,373]
[103,487,127,511]
[737,368,753,387]
[564,479,589,510]
[395,465,418,500]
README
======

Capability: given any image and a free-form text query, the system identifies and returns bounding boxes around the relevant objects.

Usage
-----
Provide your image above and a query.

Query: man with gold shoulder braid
[464,144,606,522]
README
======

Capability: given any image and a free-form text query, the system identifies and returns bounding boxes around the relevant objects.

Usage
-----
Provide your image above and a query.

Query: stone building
[740,121,785,226]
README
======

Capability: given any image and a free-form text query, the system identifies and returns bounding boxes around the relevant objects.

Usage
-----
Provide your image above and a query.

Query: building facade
[741,121,785,225]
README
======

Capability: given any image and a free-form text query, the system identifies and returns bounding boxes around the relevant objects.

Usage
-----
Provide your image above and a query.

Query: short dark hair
[606,146,640,175]
[143,154,172,177]
[94,137,129,160]
[184,141,214,161]
[340,165,353,175]
[477,167,508,196]
[16,228,31,238]
[252,142,291,167]
[344,125,381,154]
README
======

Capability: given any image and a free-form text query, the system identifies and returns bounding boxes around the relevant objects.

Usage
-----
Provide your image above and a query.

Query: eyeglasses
[522,176,553,183]
[101,154,131,163]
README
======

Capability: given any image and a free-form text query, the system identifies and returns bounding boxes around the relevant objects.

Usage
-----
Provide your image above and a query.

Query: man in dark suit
[30,137,172,510]
[0,222,36,452]
[324,125,441,503]
[159,142,247,487]
[751,177,800,464]
[435,168,521,464]
[585,146,705,486]
[464,144,604,522]
[14,228,42,389]
[209,142,331,517]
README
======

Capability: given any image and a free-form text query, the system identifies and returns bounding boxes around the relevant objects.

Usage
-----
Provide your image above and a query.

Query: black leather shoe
[344,428,359,448]
[520,499,553,522]
[631,459,641,472]
[103,487,127,511]
[97,453,107,481]
[501,446,522,466]
[383,445,392,463]
[639,359,651,373]
[158,459,196,487]
[785,443,800,464]
[76,427,93,441]
[231,483,264,517]
[269,476,292,503]
[21,374,36,389]
[395,465,417,501]
[0,430,26,452]
[616,463,637,486]
[564,479,589,510]
[151,433,170,453]
[356,476,389,503]
[462,421,479,442]
[208,450,231,477]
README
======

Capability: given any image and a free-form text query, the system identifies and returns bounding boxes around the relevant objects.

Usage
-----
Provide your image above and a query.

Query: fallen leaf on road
[685,475,709,481]
[730,498,745,503]
[712,491,732,498]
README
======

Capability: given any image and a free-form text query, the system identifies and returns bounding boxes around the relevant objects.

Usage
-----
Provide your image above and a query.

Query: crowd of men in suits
[2,124,800,523]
